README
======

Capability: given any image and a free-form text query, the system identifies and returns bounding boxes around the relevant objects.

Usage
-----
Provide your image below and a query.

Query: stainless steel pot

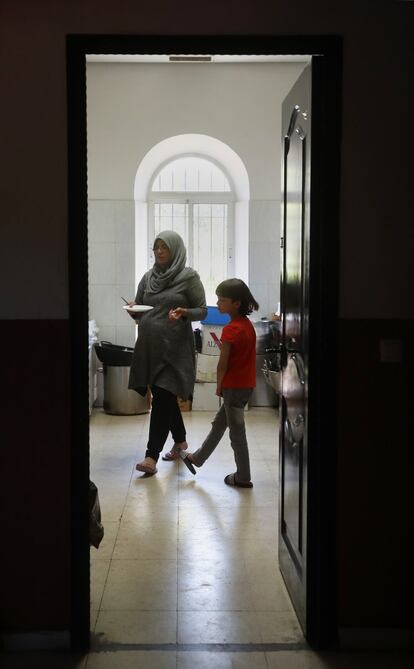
[249,354,277,406]
[253,319,272,354]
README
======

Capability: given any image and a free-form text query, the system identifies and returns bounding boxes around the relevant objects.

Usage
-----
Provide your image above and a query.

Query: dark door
[279,64,311,630]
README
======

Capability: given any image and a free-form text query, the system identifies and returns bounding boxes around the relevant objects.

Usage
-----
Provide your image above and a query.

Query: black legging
[145,385,186,461]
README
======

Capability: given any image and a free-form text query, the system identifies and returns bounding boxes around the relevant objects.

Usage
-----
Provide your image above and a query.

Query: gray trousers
[192,387,253,482]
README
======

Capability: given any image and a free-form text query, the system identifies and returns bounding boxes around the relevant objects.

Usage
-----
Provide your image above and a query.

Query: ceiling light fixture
[169,56,212,63]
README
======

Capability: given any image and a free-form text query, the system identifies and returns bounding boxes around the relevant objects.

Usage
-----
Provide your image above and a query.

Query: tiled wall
[88,199,137,347]
[88,197,282,330]
[86,62,305,328]
[249,199,281,318]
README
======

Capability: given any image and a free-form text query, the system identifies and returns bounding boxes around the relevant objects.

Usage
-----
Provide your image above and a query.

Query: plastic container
[192,382,221,410]
[200,324,224,356]
[201,306,230,325]
[196,352,218,382]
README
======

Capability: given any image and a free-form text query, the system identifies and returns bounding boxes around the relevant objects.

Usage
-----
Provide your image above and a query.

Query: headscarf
[146,230,197,295]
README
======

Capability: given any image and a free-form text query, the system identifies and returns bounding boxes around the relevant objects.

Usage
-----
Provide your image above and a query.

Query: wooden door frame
[66,34,342,650]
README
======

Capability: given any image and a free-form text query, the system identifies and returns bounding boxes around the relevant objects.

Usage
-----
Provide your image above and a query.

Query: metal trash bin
[94,341,150,415]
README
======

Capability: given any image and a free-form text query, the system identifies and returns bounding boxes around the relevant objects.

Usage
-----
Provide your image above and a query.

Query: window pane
[174,203,186,217]
[152,156,230,192]
[160,203,172,217]
[193,203,228,303]
[154,203,189,249]
[198,164,212,191]
[186,165,198,191]
[197,204,212,218]
[212,204,225,217]
[173,163,186,191]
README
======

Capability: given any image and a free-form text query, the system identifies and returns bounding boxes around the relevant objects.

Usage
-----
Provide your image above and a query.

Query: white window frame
[147,155,235,279]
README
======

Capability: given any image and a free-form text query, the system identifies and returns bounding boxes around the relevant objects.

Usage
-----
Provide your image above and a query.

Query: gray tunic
[128,269,207,400]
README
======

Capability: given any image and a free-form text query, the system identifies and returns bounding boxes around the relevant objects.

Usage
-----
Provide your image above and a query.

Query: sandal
[162,442,188,462]
[224,473,253,488]
[179,451,197,475]
[162,449,179,461]
[186,453,201,468]
[136,457,157,475]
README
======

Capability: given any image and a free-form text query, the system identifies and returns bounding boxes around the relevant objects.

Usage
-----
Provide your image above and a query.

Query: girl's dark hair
[216,278,259,316]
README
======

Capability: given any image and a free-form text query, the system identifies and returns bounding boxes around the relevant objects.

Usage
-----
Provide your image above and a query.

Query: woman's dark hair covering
[216,278,259,316]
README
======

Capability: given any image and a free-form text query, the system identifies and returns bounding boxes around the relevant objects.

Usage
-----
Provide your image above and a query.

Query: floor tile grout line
[92,449,136,625]
[176,454,180,653]
[90,642,308,652]
[177,460,182,669]
[91,417,154,623]
[90,409,298,649]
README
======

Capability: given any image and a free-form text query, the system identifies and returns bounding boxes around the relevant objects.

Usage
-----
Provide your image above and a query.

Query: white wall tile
[267,283,280,315]
[116,284,137,325]
[267,243,280,285]
[89,284,117,327]
[249,200,281,243]
[97,325,116,344]
[116,303,133,328]
[114,200,135,243]
[88,200,116,242]
[116,325,137,348]
[89,242,116,285]
[250,242,268,280]
[271,203,282,243]
[116,243,135,286]
[249,283,269,320]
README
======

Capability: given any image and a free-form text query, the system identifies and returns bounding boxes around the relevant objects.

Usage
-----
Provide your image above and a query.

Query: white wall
[88,199,136,345]
[87,62,305,344]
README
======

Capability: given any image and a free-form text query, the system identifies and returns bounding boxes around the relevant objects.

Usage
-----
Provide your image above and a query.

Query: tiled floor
[3,407,413,668]
[89,406,303,650]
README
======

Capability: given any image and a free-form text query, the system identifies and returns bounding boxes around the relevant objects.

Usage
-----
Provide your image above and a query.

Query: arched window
[148,155,234,303]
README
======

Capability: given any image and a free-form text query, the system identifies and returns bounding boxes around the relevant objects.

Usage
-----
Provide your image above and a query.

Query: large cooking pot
[253,319,272,354]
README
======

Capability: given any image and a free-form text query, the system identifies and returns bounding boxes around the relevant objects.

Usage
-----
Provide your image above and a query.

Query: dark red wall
[337,318,414,627]
[0,321,71,631]
[1,0,413,642]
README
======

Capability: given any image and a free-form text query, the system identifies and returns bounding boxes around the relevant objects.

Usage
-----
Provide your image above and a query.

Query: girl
[187,278,259,487]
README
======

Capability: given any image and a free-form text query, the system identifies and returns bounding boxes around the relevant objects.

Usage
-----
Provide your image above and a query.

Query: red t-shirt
[220,317,256,388]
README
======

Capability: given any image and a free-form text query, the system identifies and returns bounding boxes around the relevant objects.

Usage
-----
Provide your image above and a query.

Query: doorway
[67,35,342,650]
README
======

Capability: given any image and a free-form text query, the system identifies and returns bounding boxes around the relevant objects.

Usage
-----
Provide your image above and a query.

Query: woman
[127,230,207,475]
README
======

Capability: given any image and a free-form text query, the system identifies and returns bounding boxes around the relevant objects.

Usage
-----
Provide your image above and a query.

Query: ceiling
[86,54,311,64]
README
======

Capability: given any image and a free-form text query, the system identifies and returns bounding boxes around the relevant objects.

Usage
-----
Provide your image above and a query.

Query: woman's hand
[168,307,188,321]
[125,302,143,321]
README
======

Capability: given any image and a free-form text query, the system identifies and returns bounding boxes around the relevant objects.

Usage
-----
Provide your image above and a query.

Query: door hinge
[280,237,284,248]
